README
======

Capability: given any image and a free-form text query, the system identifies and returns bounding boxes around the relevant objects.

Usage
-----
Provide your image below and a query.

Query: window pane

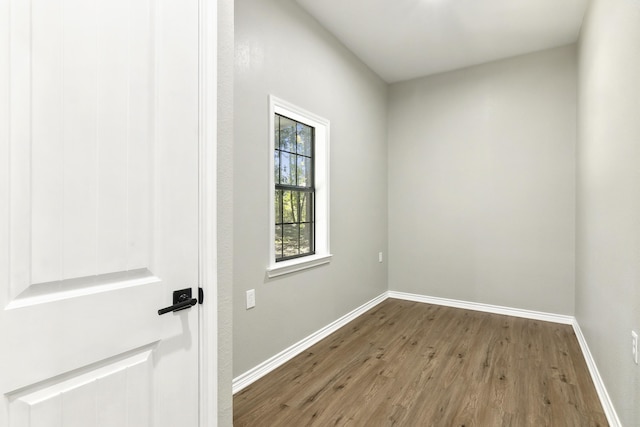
[282,191,299,224]
[275,225,283,259]
[275,190,283,224]
[283,224,299,257]
[274,150,280,184]
[297,123,312,156]
[296,156,312,187]
[280,152,293,185]
[300,223,312,255]
[290,153,298,186]
[300,192,312,223]
[279,116,296,153]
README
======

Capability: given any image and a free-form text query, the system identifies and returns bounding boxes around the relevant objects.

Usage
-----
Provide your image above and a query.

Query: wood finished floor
[234,299,607,426]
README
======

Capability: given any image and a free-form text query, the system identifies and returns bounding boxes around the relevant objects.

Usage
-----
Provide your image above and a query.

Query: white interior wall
[577,0,640,425]
[217,0,234,424]
[387,46,577,315]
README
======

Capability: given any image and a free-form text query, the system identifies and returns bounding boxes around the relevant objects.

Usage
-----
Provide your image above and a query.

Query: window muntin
[274,114,315,261]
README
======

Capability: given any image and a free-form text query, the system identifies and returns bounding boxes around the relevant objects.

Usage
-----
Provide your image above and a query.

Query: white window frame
[267,96,331,278]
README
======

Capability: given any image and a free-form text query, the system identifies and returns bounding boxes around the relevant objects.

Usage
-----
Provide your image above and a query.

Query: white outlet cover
[633,331,638,365]
[246,289,256,310]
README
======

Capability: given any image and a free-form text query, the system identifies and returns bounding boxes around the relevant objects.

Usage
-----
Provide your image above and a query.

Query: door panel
[15,0,153,291]
[0,0,199,425]
[8,348,152,427]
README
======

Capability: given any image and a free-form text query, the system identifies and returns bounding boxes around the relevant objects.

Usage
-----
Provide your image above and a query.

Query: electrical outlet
[378,252,383,263]
[633,331,638,365]
[246,289,256,310]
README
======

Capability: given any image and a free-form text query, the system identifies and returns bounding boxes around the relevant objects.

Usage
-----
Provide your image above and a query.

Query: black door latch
[158,288,198,315]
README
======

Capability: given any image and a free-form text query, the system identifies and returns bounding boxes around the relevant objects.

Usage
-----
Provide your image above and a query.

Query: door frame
[198,0,218,425]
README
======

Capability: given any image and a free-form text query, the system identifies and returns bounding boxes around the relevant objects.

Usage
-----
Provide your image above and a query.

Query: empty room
[1,0,639,426]
[232,0,639,426]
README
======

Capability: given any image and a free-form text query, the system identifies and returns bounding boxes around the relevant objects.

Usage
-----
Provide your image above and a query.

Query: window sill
[267,254,333,278]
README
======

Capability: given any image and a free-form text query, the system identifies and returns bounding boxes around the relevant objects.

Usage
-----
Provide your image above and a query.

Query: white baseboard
[387,291,574,325]
[572,321,622,427]
[232,292,387,394]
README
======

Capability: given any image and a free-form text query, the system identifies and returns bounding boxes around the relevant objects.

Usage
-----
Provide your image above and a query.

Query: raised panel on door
[0,0,200,425]
[14,0,154,297]
[8,349,153,427]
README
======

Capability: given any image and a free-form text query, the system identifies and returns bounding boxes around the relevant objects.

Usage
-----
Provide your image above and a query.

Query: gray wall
[577,0,640,424]
[388,46,577,315]
[234,0,388,376]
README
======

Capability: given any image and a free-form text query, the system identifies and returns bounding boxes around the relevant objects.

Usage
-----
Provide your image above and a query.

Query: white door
[0,0,201,425]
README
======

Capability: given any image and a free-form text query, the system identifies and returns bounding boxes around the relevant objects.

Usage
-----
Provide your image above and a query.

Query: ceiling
[295,0,589,83]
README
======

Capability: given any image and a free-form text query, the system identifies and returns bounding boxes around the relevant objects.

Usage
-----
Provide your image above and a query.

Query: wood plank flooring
[234,299,607,426]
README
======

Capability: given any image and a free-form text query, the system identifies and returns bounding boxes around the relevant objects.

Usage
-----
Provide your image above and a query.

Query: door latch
[158,288,197,315]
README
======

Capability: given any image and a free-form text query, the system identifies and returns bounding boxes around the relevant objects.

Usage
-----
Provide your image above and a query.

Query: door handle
[158,288,198,315]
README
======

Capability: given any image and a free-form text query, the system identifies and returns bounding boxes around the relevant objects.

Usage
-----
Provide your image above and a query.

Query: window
[268,96,331,277]
[274,114,315,261]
